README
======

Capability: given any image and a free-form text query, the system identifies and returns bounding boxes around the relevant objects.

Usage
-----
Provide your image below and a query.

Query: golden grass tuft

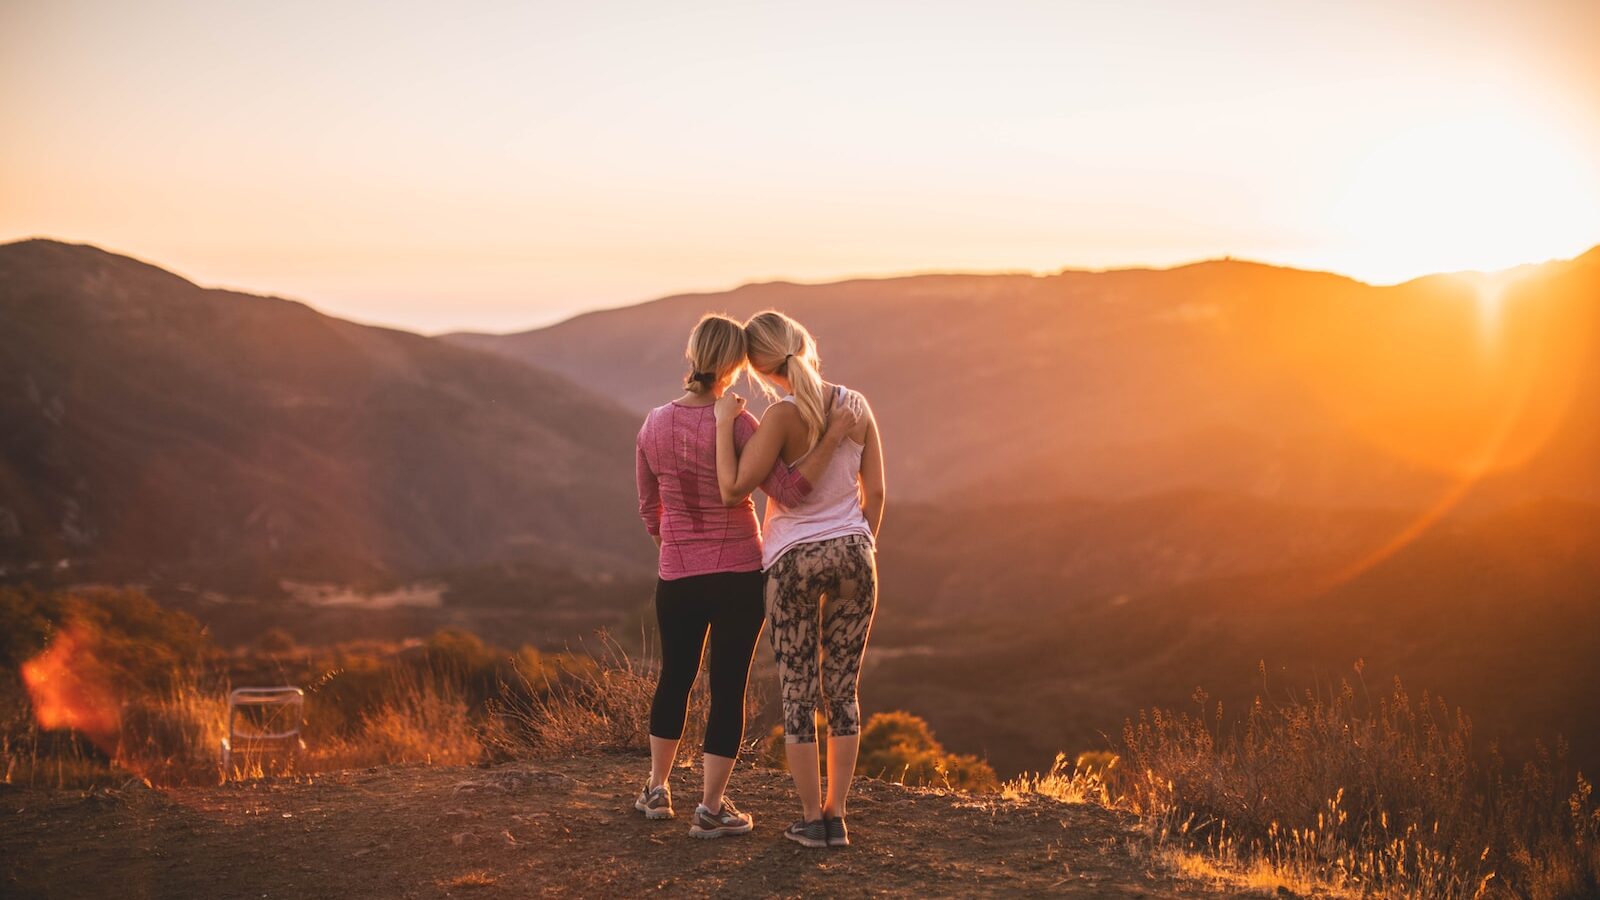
[1003,752,1117,806]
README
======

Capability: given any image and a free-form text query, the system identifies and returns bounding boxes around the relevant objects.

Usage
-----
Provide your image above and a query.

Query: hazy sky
[4,0,1598,334]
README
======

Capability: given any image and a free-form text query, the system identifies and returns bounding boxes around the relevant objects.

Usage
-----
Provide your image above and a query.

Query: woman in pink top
[633,313,857,838]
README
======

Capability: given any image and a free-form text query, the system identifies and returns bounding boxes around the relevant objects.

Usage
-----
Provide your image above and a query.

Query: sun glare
[1467,270,1525,345]
[1330,109,1600,282]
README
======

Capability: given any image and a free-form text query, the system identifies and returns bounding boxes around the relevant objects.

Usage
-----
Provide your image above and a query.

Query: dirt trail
[1,754,1244,898]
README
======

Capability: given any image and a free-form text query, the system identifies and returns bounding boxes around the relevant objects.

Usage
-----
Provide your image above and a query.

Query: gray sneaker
[688,798,753,838]
[824,814,849,847]
[783,818,828,849]
[635,784,673,819]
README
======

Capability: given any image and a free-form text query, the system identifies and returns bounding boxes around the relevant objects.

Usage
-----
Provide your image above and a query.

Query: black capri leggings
[648,570,766,759]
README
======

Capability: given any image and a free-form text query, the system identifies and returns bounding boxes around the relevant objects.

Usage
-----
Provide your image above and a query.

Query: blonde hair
[683,313,748,395]
[743,310,828,450]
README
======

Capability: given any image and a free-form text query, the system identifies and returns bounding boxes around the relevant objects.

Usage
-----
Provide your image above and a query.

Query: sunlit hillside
[452,248,1600,513]
[450,246,1600,777]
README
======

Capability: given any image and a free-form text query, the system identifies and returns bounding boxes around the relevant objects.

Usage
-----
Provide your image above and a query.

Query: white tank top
[761,386,874,569]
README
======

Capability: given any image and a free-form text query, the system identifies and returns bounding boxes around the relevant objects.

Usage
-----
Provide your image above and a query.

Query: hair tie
[690,371,714,386]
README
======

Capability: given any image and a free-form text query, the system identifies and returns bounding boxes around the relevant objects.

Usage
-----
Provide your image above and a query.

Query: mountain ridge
[448,244,1599,509]
[0,239,653,593]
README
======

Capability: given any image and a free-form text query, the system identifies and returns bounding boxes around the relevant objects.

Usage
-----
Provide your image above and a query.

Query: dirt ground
[1,754,1249,898]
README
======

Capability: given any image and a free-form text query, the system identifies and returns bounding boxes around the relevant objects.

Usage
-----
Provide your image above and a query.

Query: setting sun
[1324,103,1600,278]
[1329,107,1600,282]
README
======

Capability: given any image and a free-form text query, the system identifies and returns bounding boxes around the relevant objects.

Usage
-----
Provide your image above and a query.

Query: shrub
[761,710,1000,792]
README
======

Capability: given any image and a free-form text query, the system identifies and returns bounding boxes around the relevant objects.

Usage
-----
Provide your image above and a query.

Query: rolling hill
[450,248,1600,512]
[0,239,653,594]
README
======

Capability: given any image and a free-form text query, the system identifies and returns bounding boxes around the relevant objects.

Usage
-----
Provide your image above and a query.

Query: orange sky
[3,0,1598,333]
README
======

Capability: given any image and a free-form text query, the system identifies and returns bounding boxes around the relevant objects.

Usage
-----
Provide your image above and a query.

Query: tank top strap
[781,385,847,408]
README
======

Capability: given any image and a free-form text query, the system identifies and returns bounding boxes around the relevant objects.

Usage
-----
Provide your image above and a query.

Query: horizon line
[5,232,1595,339]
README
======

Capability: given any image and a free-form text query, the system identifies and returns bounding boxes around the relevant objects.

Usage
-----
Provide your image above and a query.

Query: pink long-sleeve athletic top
[636,400,812,580]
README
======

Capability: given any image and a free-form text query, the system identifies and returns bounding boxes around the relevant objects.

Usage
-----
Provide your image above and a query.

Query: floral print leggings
[765,534,878,744]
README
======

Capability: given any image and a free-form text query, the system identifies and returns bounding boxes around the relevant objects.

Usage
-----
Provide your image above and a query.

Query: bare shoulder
[760,399,801,426]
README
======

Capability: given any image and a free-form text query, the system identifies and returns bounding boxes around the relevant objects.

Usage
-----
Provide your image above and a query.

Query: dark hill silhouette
[0,239,652,592]
[865,493,1600,776]
[450,248,1600,512]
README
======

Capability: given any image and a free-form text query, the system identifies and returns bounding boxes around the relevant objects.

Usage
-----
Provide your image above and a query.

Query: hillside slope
[865,495,1600,776]
[451,250,1600,510]
[0,240,652,590]
[0,754,1233,899]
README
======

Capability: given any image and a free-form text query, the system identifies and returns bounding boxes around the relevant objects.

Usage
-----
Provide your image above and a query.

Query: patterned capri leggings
[765,534,878,744]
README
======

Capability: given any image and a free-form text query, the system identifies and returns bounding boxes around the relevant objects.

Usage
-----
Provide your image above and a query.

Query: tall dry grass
[1008,668,1600,899]
[298,665,483,773]
[486,632,768,762]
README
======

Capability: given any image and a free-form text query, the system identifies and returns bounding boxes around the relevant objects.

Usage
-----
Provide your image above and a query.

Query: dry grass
[299,666,484,774]
[1007,667,1600,899]
[488,634,662,758]
[2,662,488,787]
[485,632,768,762]
[1003,751,1118,806]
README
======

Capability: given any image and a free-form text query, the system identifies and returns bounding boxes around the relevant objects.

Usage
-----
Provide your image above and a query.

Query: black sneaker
[824,814,849,847]
[783,818,828,849]
[634,783,673,819]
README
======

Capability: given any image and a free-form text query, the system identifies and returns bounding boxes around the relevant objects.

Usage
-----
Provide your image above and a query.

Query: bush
[761,710,1000,792]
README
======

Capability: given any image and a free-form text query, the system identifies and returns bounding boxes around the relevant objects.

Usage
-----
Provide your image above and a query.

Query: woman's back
[761,386,873,569]
[637,401,764,579]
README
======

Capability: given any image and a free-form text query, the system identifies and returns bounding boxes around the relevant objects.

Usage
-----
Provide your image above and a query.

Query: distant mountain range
[0,239,652,592]
[450,248,1600,512]
[4,237,1597,775]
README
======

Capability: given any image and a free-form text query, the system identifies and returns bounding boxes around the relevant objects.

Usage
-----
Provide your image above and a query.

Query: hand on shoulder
[828,389,869,438]
[714,391,747,425]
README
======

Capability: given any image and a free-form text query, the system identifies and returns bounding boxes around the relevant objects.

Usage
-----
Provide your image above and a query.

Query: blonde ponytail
[743,310,830,450]
[683,313,747,395]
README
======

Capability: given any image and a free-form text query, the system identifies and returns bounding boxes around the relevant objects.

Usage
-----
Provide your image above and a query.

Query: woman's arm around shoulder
[715,394,859,507]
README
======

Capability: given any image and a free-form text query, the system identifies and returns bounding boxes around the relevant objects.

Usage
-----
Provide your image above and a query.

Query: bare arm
[715,395,857,507]
[858,406,886,538]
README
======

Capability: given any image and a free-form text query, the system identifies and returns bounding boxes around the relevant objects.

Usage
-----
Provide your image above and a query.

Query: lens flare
[21,620,124,749]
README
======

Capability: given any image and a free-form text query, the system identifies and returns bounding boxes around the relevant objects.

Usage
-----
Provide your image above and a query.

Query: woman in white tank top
[713,310,886,850]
